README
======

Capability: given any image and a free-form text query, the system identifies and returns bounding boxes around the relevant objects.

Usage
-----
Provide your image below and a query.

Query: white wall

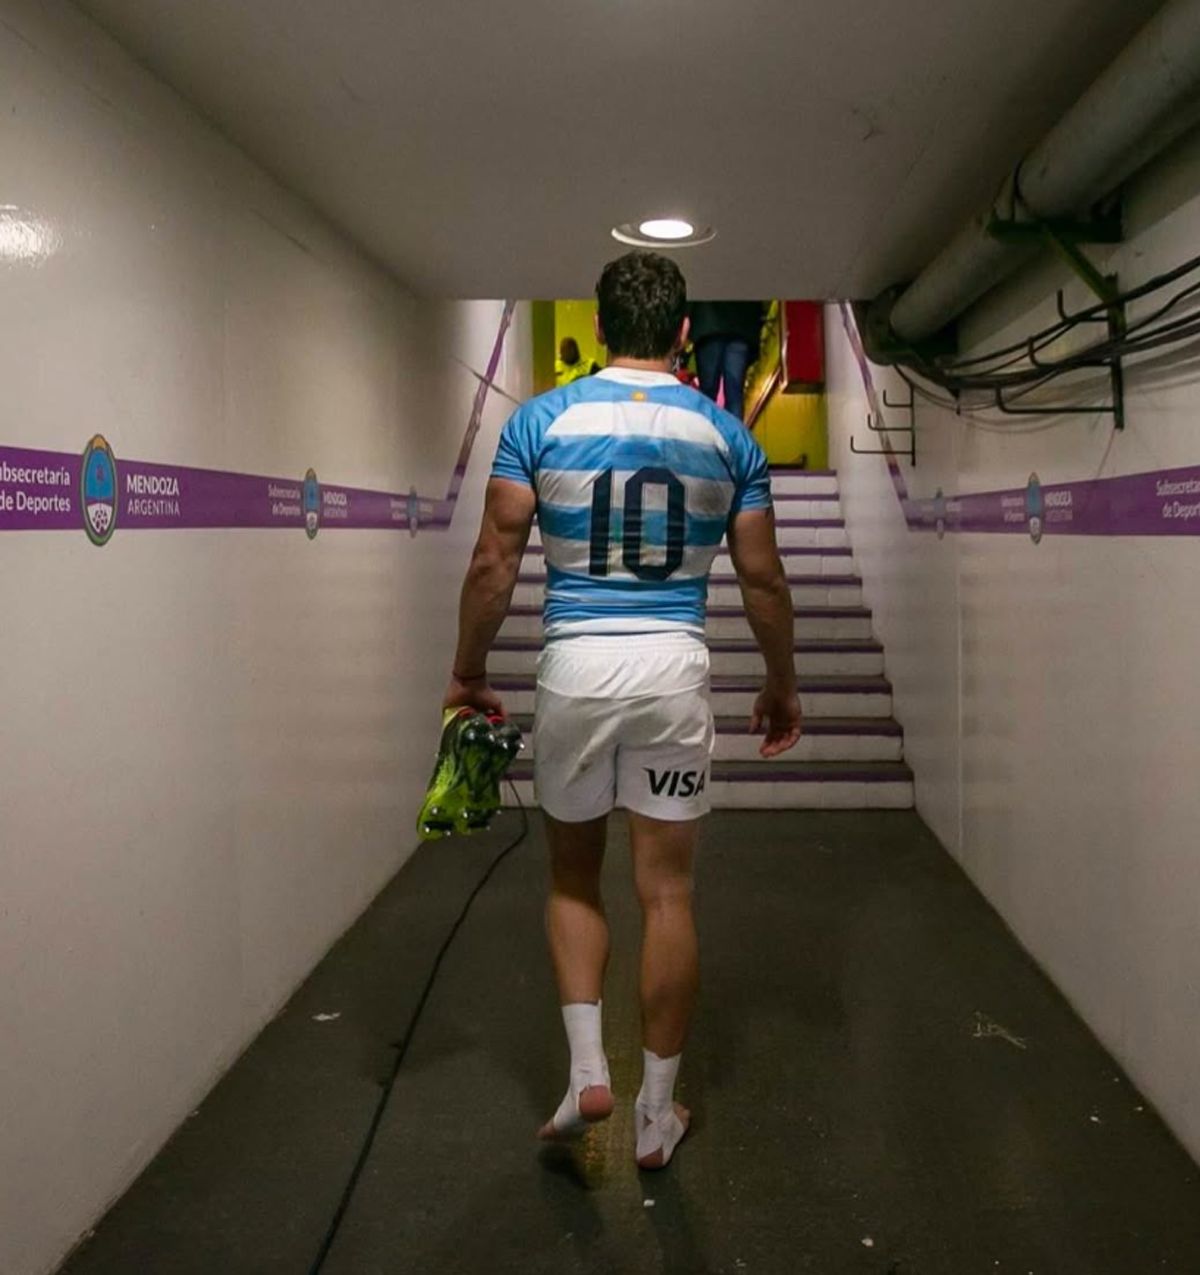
[826,131,1200,1166]
[0,3,527,1272]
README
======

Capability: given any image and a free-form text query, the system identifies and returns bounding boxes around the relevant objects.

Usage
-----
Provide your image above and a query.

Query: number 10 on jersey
[588,466,686,582]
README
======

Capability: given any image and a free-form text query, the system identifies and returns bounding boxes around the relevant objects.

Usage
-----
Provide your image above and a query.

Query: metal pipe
[890,0,1200,344]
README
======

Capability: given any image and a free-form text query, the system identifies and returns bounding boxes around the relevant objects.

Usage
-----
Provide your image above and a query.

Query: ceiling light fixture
[638,218,694,240]
[611,218,716,249]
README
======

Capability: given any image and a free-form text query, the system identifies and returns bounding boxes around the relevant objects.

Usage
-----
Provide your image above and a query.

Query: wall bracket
[992,386,1118,417]
[851,386,916,466]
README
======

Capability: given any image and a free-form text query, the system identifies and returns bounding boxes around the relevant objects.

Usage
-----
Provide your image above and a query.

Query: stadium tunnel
[5,0,1200,1271]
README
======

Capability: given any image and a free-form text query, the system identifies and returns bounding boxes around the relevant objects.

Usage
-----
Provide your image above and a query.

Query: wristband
[452,669,488,682]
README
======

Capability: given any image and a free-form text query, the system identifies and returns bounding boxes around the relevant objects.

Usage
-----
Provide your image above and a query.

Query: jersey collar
[595,367,681,386]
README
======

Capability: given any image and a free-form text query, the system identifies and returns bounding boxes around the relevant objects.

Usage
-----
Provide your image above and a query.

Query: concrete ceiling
[75,0,1156,299]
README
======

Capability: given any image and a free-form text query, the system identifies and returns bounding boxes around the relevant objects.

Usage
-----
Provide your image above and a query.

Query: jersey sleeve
[490,404,539,488]
[728,426,772,514]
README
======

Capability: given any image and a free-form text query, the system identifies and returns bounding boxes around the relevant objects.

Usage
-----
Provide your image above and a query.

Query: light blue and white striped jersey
[491,367,772,638]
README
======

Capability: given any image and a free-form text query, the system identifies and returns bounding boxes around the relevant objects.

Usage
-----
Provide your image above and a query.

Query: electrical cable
[897,366,1110,436]
[943,247,1200,369]
[895,368,1063,433]
[307,782,530,1275]
[898,311,1200,431]
[894,247,1200,400]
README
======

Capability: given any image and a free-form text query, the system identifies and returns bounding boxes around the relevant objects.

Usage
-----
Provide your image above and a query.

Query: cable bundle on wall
[889,247,1200,423]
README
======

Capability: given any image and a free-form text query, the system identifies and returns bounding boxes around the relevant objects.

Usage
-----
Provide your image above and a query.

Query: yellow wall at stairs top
[754,391,828,469]
[555,300,605,371]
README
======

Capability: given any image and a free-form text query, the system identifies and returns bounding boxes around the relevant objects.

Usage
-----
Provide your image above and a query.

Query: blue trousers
[696,337,752,420]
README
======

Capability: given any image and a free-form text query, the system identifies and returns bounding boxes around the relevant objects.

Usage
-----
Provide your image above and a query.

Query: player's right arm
[726,505,803,758]
[443,400,541,715]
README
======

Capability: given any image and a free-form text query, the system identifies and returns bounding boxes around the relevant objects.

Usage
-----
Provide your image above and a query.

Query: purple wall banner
[0,446,79,533]
[838,303,1200,541]
[1,301,515,544]
[0,434,455,541]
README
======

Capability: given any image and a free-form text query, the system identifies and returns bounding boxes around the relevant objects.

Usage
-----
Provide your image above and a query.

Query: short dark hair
[595,251,687,359]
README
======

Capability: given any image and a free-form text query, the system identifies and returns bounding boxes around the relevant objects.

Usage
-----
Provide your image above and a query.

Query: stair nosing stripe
[774,518,844,527]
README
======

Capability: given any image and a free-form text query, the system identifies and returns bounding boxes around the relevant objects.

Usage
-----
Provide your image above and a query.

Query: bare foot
[537,1084,615,1141]
[635,1102,690,1169]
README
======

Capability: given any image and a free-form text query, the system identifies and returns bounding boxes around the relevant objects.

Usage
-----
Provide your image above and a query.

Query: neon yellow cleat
[417,709,524,841]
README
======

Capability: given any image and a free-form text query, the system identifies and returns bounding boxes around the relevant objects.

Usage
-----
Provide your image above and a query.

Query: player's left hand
[443,674,505,718]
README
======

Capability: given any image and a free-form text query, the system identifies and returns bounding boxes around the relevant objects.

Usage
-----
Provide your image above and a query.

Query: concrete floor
[61,811,1200,1274]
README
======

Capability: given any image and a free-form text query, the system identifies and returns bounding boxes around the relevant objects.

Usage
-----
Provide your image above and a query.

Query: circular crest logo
[81,434,118,546]
[1025,472,1044,545]
[303,468,321,540]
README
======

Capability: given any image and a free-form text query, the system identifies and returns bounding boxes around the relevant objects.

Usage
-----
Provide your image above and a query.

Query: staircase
[498,468,914,810]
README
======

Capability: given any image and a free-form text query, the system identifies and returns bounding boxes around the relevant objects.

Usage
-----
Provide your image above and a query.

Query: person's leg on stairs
[695,337,725,404]
[721,338,752,420]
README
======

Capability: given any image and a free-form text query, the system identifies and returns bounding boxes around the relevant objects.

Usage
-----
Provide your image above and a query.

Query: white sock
[636,1048,680,1114]
[550,1002,610,1134]
[635,1049,686,1164]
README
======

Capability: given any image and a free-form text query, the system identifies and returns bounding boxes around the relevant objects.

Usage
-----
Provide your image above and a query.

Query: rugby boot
[417,708,494,840]
[459,714,524,832]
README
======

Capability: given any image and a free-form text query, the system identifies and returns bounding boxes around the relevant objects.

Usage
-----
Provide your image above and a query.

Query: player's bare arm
[445,477,537,715]
[726,504,803,757]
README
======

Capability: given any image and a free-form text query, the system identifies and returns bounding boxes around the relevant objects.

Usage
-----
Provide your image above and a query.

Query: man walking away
[688,299,768,420]
[443,252,801,1168]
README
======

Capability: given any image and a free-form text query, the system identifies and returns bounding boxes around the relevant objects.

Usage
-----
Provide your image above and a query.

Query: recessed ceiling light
[638,218,694,240]
[611,219,716,249]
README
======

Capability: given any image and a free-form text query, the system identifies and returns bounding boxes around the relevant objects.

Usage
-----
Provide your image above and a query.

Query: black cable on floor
[307,784,529,1275]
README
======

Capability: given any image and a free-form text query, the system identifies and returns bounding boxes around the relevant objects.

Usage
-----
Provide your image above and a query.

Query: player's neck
[607,355,675,374]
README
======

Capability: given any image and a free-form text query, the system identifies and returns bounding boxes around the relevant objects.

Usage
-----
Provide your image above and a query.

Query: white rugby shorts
[533,633,715,822]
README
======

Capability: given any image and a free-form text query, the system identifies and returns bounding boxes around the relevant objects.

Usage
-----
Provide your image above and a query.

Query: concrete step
[503,759,914,811]
[499,604,875,642]
[770,469,838,497]
[491,673,893,719]
[490,637,885,678]
[710,549,853,578]
[770,494,841,520]
[521,545,856,578]
[714,573,862,608]
[774,519,848,549]
[705,606,873,640]
[526,518,849,550]
[510,714,904,763]
[512,575,863,609]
